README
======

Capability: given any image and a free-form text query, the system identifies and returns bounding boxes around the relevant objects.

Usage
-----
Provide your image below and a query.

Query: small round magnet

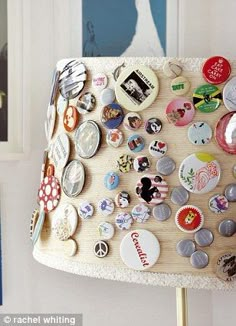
[176,239,196,257]
[190,250,209,269]
[100,88,115,106]
[104,172,120,190]
[106,129,124,148]
[61,159,85,197]
[156,156,176,176]
[76,92,96,114]
[152,203,171,221]
[194,228,214,247]
[63,105,79,132]
[133,156,151,173]
[171,76,190,96]
[59,60,86,99]
[218,219,236,237]
[175,205,204,233]
[115,191,130,208]
[193,84,222,113]
[209,194,229,214]
[123,112,142,130]
[75,120,101,158]
[97,198,115,216]
[136,174,168,206]
[127,134,145,153]
[215,112,236,154]
[224,183,236,202]
[98,222,115,240]
[115,212,133,230]
[92,72,108,91]
[116,154,133,173]
[149,140,167,158]
[170,186,189,206]
[163,59,182,78]
[179,152,221,194]
[131,203,151,223]
[145,117,162,134]
[202,56,231,85]
[166,98,195,126]
[223,76,236,111]
[188,121,212,145]
[78,201,94,220]
[101,103,124,129]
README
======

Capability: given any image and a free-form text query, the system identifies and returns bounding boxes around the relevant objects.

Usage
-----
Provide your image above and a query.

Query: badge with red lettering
[120,229,160,271]
[202,56,231,85]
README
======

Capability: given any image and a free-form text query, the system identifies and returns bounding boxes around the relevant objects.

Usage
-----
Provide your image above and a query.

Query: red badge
[175,205,204,233]
[38,176,61,212]
[63,105,79,132]
[202,56,231,85]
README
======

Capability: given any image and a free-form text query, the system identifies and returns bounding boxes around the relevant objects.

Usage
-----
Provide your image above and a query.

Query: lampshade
[32,57,236,291]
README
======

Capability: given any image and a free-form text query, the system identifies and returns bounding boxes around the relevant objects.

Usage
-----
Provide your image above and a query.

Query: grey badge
[176,239,196,257]
[153,203,172,221]
[218,219,236,237]
[62,160,85,197]
[190,250,209,269]
[156,156,176,176]
[194,228,214,247]
[224,183,236,202]
[171,186,189,205]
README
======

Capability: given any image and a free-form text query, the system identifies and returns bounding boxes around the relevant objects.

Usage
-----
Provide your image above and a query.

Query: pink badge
[166,98,195,127]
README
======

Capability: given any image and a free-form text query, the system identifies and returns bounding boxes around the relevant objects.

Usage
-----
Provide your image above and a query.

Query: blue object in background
[82,0,166,56]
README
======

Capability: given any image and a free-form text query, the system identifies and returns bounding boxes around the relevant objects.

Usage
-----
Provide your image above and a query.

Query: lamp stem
[176,287,188,326]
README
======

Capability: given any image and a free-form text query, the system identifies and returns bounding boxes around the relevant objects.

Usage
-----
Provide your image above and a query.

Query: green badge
[193,84,222,113]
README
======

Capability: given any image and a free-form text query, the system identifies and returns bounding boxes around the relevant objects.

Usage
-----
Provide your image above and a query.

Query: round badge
[97,198,115,216]
[101,103,124,129]
[202,56,231,85]
[224,183,236,202]
[127,134,145,153]
[152,203,171,221]
[56,95,68,116]
[78,201,94,220]
[120,229,160,271]
[75,120,101,158]
[190,250,209,269]
[194,228,214,247]
[176,239,196,257]
[171,76,190,96]
[52,133,70,169]
[188,122,212,145]
[193,84,222,113]
[215,112,236,154]
[123,112,142,130]
[106,129,124,148]
[63,105,79,132]
[218,219,236,237]
[209,194,229,214]
[116,154,133,173]
[133,156,151,173]
[156,156,176,176]
[115,191,131,208]
[131,203,151,223]
[45,105,56,141]
[31,208,46,245]
[115,65,159,112]
[76,92,96,114]
[61,160,85,197]
[136,174,168,205]
[63,239,78,257]
[166,98,195,126]
[179,152,221,194]
[98,222,115,240]
[100,88,116,106]
[145,117,162,134]
[52,203,78,241]
[59,60,86,99]
[163,59,182,78]
[170,186,189,206]
[149,140,167,158]
[94,240,109,258]
[223,77,236,111]
[104,172,120,190]
[233,165,236,178]
[175,205,204,233]
[38,176,61,212]
[215,252,236,281]
[92,73,108,91]
[115,212,133,230]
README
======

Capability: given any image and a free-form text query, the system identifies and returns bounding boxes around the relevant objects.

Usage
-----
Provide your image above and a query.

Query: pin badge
[61,160,85,197]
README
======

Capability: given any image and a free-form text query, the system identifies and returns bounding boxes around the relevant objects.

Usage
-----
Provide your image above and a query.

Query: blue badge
[127,134,145,153]
[101,103,124,129]
[104,172,120,190]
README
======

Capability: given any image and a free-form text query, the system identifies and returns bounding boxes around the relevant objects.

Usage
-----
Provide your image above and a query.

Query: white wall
[0,1,235,325]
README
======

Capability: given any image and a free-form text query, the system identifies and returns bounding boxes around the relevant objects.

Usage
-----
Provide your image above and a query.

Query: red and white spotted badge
[38,176,61,212]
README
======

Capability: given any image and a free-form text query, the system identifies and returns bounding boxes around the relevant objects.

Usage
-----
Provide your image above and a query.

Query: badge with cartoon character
[116,154,133,173]
[175,205,204,233]
[145,117,162,134]
[115,191,131,208]
[101,103,124,129]
[123,112,142,130]
[133,156,150,173]
[135,174,168,205]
